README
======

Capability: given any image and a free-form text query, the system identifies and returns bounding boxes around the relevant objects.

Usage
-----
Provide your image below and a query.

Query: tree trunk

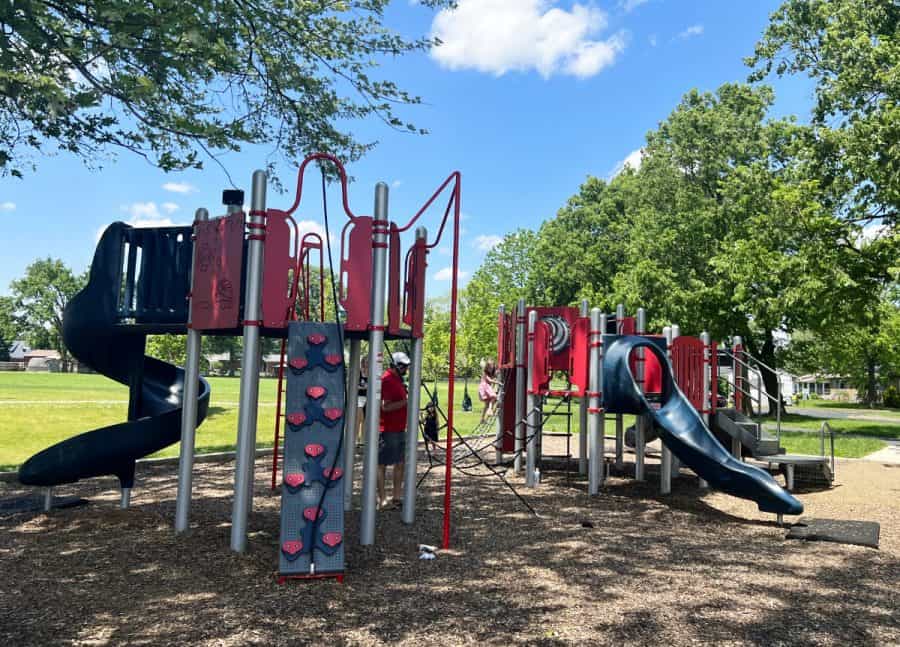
[864,354,878,406]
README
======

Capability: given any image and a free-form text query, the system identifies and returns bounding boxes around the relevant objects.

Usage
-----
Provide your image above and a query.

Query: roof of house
[24,349,61,360]
[8,340,30,360]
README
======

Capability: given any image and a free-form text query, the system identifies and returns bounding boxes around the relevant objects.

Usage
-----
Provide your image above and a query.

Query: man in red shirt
[378,351,410,508]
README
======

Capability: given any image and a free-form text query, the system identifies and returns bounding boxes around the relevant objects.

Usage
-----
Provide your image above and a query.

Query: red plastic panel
[530,320,551,395]
[497,312,515,369]
[672,336,705,411]
[710,340,718,414]
[568,317,590,397]
[402,238,428,338]
[500,369,517,452]
[339,216,373,332]
[387,223,403,335]
[261,209,297,329]
[628,337,663,394]
[530,306,579,372]
[619,316,636,335]
[191,212,245,330]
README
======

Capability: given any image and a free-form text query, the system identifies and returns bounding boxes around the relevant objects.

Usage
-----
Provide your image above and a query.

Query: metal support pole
[525,310,538,488]
[731,335,744,460]
[578,299,589,475]
[120,488,131,509]
[615,303,625,468]
[230,171,267,553]
[660,326,673,495]
[670,324,682,476]
[699,331,711,489]
[360,183,390,545]
[175,207,209,534]
[588,310,605,494]
[43,487,52,512]
[402,229,427,525]
[634,307,646,482]
[343,338,362,508]
[496,303,506,465]
[514,298,526,473]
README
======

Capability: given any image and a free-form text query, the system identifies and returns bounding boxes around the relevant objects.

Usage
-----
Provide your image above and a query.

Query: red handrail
[284,152,359,221]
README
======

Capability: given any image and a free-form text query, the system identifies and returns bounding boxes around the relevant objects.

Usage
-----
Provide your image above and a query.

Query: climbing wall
[279,321,346,577]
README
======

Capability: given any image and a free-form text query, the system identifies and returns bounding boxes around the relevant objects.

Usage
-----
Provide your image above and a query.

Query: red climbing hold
[323,467,343,481]
[323,408,343,421]
[284,473,305,488]
[324,354,342,366]
[305,443,325,457]
[289,357,308,371]
[282,540,303,555]
[307,334,327,345]
[306,385,326,399]
[303,507,324,522]
[286,412,306,426]
[321,532,343,548]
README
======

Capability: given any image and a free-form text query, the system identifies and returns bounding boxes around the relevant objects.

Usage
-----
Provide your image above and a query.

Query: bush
[883,385,900,409]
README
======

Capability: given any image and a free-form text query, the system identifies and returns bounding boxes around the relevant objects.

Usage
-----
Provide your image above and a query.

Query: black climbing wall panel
[279,322,346,576]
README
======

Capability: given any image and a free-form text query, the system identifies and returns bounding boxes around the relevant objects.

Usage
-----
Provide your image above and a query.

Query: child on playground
[478,360,501,423]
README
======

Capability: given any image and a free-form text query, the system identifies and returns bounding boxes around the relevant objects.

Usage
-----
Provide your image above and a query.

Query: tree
[0,296,20,361]
[1,0,453,179]
[422,297,451,381]
[11,258,85,370]
[748,0,900,232]
[460,229,537,367]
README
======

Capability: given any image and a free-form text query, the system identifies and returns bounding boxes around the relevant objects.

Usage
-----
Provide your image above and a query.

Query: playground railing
[820,421,836,475]
[718,348,785,443]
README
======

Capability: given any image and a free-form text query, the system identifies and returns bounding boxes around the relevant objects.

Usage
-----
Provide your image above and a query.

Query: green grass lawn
[0,373,488,471]
[777,431,885,459]
[794,398,900,419]
[757,412,900,439]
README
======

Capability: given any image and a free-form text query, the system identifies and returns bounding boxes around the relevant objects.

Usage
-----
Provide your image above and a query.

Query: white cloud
[391,180,403,189]
[474,234,503,251]
[162,181,196,194]
[162,202,180,214]
[608,148,644,179]
[98,202,187,241]
[649,33,658,47]
[620,0,649,12]
[677,24,704,40]
[430,0,627,79]
[0,201,15,211]
[857,222,891,247]
[433,266,470,281]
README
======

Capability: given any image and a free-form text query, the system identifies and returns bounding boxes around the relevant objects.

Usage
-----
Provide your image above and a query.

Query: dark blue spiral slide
[18,223,210,490]
[603,336,802,515]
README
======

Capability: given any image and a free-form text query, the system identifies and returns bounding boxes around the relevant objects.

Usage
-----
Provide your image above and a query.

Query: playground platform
[0,442,897,646]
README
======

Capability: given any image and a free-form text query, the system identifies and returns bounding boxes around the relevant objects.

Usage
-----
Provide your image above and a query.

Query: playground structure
[17,153,466,579]
[496,300,833,519]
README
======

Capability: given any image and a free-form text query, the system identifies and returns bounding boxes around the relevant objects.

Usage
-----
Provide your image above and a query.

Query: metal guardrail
[718,347,783,442]
[820,421,836,476]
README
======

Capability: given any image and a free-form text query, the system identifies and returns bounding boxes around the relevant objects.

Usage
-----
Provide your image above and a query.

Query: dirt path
[0,447,897,646]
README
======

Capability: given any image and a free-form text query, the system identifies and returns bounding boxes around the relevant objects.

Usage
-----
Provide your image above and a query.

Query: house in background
[23,349,61,372]
[793,374,855,401]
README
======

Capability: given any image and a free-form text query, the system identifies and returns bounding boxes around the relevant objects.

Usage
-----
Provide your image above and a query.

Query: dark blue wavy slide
[18,224,210,490]
[603,336,802,515]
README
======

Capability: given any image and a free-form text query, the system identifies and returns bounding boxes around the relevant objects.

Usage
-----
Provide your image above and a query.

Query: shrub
[883,385,900,409]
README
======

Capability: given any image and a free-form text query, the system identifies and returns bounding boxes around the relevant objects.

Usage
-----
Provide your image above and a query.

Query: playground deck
[1,445,898,645]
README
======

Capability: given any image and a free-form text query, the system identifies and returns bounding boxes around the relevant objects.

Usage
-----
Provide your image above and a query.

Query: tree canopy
[1,0,452,178]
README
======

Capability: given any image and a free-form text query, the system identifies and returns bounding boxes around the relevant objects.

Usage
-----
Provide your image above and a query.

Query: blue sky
[0,0,814,298]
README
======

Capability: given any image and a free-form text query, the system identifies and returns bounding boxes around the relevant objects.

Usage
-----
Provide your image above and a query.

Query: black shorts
[378,432,405,465]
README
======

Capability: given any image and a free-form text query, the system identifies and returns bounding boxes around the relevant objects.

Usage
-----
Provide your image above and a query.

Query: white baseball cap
[392,351,411,367]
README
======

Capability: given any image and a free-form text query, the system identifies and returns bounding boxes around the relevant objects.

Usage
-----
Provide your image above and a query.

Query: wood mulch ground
[1,439,898,646]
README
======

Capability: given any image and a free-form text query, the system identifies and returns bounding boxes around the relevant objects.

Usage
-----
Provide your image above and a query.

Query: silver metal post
[731,335,743,460]
[615,303,625,468]
[343,338,362,508]
[175,207,209,534]
[402,334,424,524]
[514,298,526,473]
[588,310,605,494]
[402,229,427,525]
[670,324,682,476]
[634,308,646,482]
[360,182,390,545]
[43,487,52,512]
[525,310,538,488]
[699,331,711,489]
[496,303,506,465]
[660,326,673,495]
[578,299,589,475]
[120,488,131,509]
[230,170,267,553]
